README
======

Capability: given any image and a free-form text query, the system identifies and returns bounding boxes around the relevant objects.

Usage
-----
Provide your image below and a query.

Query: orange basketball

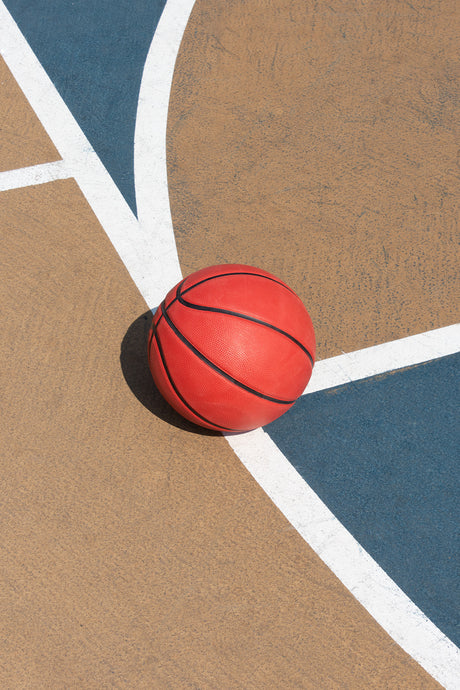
[148,264,316,432]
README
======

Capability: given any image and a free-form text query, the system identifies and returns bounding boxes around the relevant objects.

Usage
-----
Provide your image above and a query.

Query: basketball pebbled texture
[148,264,316,432]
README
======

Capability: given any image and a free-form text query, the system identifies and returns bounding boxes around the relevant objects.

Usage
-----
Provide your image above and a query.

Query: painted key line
[0,0,179,310]
[0,160,71,191]
[1,1,458,686]
[306,323,460,395]
[226,427,460,689]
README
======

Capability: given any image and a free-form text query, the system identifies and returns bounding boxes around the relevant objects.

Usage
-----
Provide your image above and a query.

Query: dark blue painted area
[266,354,460,645]
[5,0,167,213]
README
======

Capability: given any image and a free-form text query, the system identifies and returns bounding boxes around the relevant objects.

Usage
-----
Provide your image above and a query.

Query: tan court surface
[1,0,458,687]
[168,0,459,357]
[0,56,60,171]
[0,182,438,687]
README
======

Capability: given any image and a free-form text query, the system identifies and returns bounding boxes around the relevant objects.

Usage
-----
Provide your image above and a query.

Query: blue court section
[5,0,166,213]
[265,354,460,646]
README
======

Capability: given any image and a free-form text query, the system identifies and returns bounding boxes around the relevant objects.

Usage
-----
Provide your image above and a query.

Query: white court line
[134,5,460,687]
[226,428,460,690]
[0,1,168,309]
[2,1,458,686]
[305,323,460,395]
[0,160,71,191]
[134,0,194,305]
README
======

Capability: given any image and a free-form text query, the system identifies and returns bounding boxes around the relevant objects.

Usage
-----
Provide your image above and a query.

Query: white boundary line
[0,160,71,191]
[134,0,194,305]
[226,429,460,689]
[306,323,460,395]
[1,1,458,686]
[0,1,160,308]
[134,6,459,687]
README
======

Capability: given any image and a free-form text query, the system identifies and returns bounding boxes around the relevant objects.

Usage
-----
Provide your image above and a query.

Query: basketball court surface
[1,1,459,687]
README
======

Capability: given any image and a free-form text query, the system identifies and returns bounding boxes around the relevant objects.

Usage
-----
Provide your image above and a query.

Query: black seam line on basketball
[150,300,167,336]
[156,273,296,329]
[152,278,188,334]
[151,308,163,335]
[165,278,186,311]
[180,271,298,298]
[177,294,314,367]
[160,273,296,323]
[160,302,296,405]
[152,329,243,433]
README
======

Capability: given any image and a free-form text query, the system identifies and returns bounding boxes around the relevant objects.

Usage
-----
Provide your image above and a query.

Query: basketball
[147,264,316,432]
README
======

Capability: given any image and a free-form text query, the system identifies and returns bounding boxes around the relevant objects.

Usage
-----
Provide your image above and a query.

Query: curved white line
[135,6,459,685]
[134,0,195,307]
[2,1,458,685]
[133,6,459,685]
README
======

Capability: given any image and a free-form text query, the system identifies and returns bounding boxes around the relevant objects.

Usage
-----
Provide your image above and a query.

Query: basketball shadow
[120,310,220,436]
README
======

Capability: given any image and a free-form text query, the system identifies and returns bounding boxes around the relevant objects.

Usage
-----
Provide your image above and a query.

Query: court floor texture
[0,1,459,687]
